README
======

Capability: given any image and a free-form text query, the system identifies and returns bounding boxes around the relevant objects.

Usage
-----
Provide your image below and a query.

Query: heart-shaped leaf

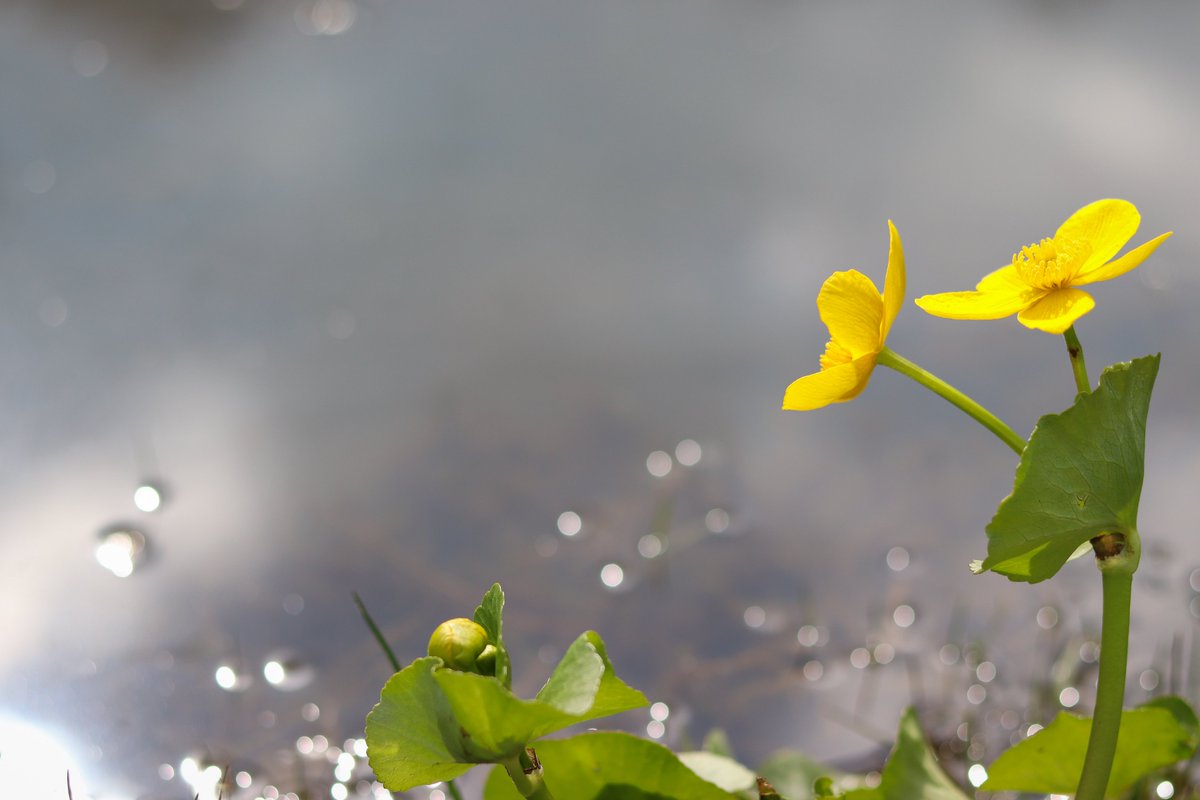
[974,355,1159,582]
[983,696,1200,796]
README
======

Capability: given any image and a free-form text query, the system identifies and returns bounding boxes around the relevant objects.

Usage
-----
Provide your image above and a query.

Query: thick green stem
[502,749,557,800]
[876,347,1025,455]
[1063,325,1091,395]
[1075,565,1133,800]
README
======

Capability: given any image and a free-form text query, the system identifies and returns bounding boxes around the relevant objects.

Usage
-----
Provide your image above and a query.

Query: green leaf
[364,657,474,790]
[482,732,743,800]
[537,631,647,719]
[474,583,511,687]
[975,355,1159,582]
[366,633,645,791]
[840,708,968,800]
[982,696,1200,797]
[755,750,835,800]
[676,751,758,794]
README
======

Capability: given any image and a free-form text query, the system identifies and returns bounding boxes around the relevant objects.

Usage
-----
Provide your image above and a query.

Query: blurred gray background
[3,1,1200,798]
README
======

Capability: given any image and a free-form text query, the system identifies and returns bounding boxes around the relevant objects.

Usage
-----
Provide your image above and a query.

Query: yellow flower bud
[427,618,490,672]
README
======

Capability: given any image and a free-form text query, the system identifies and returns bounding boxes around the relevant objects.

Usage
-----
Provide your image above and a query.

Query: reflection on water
[0,715,77,798]
[94,526,148,578]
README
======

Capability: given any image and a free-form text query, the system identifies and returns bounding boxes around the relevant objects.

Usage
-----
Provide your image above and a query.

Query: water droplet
[743,606,767,629]
[262,651,316,691]
[999,710,1020,730]
[133,482,165,513]
[214,661,253,692]
[849,647,871,669]
[674,439,701,467]
[649,702,670,721]
[1036,606,1059,629]
[1139,669,1160,691]
[1059,687,1080,708]
[235,771,253,789]
[938,643,960,665]
[556,511,582,537]
[975,661,997,683]
[301,702,320,721]
[637,533,664,559]
[796,625,820,647]
[599,563,624,589]
[1157,780,1176,799]
[95,525,148,577]
[1079,641,1100,663]
[295,0,356,36]
[892,604,916,628]
[704,508,730,534]
[872,643,895,665]
[645,450,672,478]
[966,684,987,705]
[1190,568,1200,592]
[885,546,910,572]
[282,593,305,615]
[967,764,988,788]
[645,720,665,739]
[801,660,824,681]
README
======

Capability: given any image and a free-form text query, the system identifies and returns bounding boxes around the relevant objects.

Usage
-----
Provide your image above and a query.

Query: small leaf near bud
[475,644,497,676]
[427,618,490,672]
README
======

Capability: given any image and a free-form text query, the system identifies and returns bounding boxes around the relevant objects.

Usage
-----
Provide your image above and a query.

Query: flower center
[1011,236,1090,290]
[819,339,852,371]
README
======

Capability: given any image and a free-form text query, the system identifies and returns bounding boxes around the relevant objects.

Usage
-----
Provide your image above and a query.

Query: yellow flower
[782,222,904,411]
[914,199,1172,334]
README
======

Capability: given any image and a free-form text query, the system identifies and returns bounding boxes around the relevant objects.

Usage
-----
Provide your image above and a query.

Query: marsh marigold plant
[915,198,1172,334]
[781,221,904,411]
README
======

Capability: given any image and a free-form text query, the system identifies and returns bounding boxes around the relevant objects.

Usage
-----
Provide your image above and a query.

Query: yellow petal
[880,221,905,340]
[1016,287,1096,334]
[975,264,1027,292]
[816,270,884,358]
[915,275,1042,321]
[781,356,875,411]
[1072,231,1173,286]
[1054,199,1140,274]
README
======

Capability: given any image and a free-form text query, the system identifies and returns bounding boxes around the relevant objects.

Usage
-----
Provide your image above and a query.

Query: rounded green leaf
[982,696,1200,796]
[840,708,968,800]
[975,355,1159,582]
[481,732,744,800]
[364,657,474,790]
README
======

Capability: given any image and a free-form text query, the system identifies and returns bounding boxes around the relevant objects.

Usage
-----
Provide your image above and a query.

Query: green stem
[352,591,402,672]
[445,779,465,800]
[876,347,1025,455]
[1075,564,1133,800]
[1063,326,1091,394]
[502,749,557,800]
